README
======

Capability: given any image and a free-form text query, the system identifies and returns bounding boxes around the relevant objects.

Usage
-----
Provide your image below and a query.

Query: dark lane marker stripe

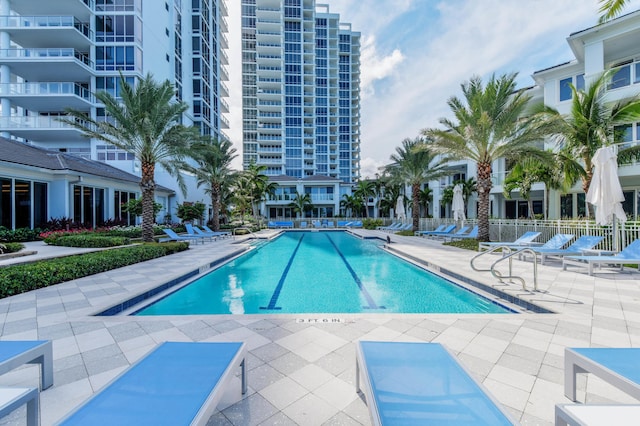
[260,233,305,310]
[324,234,384,310]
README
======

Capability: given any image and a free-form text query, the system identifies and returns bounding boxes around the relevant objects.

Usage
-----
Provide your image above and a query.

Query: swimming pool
[135,231,511,315]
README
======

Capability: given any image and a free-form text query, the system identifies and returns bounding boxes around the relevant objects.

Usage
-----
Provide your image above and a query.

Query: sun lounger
[478,231,541,252]
[0,340,53,390]
[350,221,363,228]
[378,222,400,231]
[355,341,518,426]
[441,225,471,240]
[556,403,640,426]
[564,347,640,402]
[419,224,457,238]
[300,221,308,228]
[160,228,205,244]
[562,239,640,275]
[447,225,479,241]
[58,341,247,425]
[201,225,231,238]
[185,224,216,242]
[519,235,604,265]
[414,224,445,236]
[0,387,39,426]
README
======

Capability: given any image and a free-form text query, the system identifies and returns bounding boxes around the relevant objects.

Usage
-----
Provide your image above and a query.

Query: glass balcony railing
[0,16,92,40]
[0,82,94,102]
[0,115,90,130]
[0,48,93,68]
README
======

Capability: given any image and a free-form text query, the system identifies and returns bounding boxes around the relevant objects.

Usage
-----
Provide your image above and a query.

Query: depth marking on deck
[260,233,305,310]
[324,234,384,310]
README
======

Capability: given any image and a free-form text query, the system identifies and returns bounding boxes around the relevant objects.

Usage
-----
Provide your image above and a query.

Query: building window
[73,185,105,228]
[559,74,584,102]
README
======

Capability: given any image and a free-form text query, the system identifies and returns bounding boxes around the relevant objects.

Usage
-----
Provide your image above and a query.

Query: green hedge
[362,218,383,230]
[46,235,130,248]
[0,227,42,242]
[0,242,24,254]
[0,242,189,298]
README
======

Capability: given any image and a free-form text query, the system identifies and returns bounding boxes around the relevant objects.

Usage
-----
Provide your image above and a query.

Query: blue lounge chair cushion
[59,341,246,425]
[0,340,53,390]
[356,341,516,425]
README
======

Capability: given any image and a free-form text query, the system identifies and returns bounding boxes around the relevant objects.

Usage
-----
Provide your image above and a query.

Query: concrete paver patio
[0,230,639,425]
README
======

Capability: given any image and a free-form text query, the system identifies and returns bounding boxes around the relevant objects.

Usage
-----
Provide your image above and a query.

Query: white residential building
[0,0,229,228]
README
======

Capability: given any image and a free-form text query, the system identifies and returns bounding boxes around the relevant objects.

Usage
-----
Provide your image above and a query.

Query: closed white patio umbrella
[395,196,406,220]
[586,146,627,250]
[452,183,466,224]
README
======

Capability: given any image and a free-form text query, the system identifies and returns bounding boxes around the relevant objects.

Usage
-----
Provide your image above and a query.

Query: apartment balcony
[220,98,229,113]
[0,48,92,81]
[257,134,282,142]
[220,114,229,129]
[10,0,93,21]
[0,16,92,50]
[0,82,94,110]
[310,194,334,203]
[220,81,229,97]
[0,115,90,142]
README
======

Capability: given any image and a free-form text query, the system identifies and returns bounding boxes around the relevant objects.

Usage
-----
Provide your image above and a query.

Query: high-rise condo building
[0,0,229,227]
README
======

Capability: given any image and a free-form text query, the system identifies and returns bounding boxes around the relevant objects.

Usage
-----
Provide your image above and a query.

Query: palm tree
[61,73,198,242]
[340,194,362,218]
[372,175,387,218]
[454,177,477,216]
[289,192,313,218]
[386,137,450,232]
[243,163,277,219]
[379,184,401,218]
[183,138,238,231]
[440,186,454,215]
[538,70,640,216]
[598,0,629,23]
[353,180,375,218]
[418,187,432,217]
[425,73,552,241]
[503,162,539,219]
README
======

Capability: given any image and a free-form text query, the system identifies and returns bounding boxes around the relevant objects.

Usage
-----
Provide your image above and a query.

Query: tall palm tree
[372,175,387,218]
[598,0,629,23]
[538,70,640,216]
[289,192,313,218]
[385,137,450,232]
[243,163,277,219]
[503,162,539,219]
[353,180,375,218]
[425,73,551,241]
[62,73,198,242]
[183,138,238,231]
[379,184,401,218]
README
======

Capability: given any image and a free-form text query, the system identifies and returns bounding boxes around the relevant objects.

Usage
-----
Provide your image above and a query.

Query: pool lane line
[260,233,305,310]
[324,234,384,310]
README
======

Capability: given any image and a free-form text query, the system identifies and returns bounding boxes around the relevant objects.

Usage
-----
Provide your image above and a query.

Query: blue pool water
[136,232,510,315]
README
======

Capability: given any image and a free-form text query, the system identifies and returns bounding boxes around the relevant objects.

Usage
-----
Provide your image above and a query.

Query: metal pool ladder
[470,246,539,292]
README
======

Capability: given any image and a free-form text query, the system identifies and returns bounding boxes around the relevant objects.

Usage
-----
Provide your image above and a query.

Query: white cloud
[360,35,405,97]
[359,157,387,180]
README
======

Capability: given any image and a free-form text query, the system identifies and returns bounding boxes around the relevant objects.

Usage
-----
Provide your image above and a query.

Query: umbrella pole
[613,214,618,252]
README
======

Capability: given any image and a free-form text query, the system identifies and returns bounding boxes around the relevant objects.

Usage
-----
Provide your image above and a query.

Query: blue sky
[226,0,640,177]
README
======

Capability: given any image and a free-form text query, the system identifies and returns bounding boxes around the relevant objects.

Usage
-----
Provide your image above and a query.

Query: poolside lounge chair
[378,222,400,231]
[478,231,542,252]
[0,340,53,390]
[185,224,215,242]
[556,403,640,426]
[327,221,335,228]
[160,228,205,244]
[312,220,321,228]
[420,224,457,238]
[564,347,640,402]
[393,223,412,232]
[300,221,308,228]
[440,225,471,240]
[0,387,39,426]
[351,220,363,228]
[447,225,479,241]
[558,346,640,425]
[201,225,231,238]
[519,235,604,265]
[414,224,446,236]
[58,341,247,425]
[563,239,640,275]
[356,341,518,425]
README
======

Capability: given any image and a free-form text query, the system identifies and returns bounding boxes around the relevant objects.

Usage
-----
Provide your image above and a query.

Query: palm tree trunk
[582,171,594,218]
[527,199,534,219]
[477,162,492,241]
[412,183,420,232]
[140,162,156,243]
[211,183,221,231]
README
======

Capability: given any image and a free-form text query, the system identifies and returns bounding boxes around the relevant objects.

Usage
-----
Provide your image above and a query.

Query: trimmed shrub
[0,243,24,254]
[0,227,42,242]
[362,218,383,230]
[0,242,189,298]
[443,239,479,251]
[48,235,130,248]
